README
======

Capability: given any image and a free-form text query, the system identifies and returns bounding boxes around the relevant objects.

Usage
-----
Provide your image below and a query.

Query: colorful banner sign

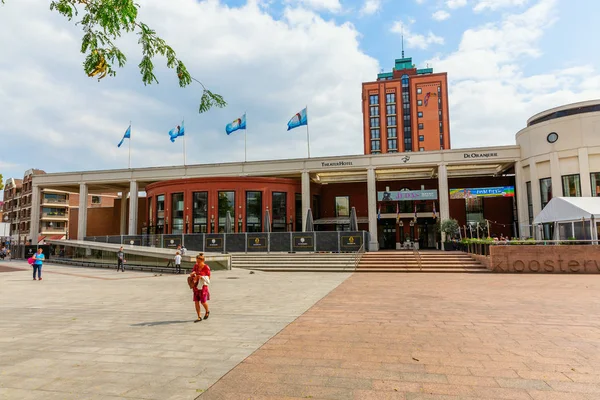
[378,190,438,201]
[449,186,515,199]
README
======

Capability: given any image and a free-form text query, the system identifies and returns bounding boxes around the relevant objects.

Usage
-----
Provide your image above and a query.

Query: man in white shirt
[174,251,182,274]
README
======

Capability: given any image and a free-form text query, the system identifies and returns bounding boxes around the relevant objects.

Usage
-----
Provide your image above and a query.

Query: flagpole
[128,121,131,169]
[306,105,311,158]
[244,112,247,163]
[183,118,186,166]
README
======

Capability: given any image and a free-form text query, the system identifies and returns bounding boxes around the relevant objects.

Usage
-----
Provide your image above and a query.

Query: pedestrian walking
[117,247,126,272]
[189,253,211,322]
[32,248,45,280]
[174,251,182,274]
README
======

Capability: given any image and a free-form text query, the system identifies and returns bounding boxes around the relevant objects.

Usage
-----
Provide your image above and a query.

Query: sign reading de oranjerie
[463,152,498,159]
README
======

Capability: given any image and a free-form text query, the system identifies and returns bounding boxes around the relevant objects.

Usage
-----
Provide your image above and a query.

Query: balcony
[42,198,68,205]
[41,212,69,221]
[40,227,67,234]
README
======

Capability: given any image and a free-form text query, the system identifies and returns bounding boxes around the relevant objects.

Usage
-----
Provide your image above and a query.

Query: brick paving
[200,273,600,400]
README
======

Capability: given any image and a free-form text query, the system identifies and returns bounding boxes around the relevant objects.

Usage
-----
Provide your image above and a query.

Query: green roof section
[377,72,393,80]
[394,57,413,71]
[417,68,433,75]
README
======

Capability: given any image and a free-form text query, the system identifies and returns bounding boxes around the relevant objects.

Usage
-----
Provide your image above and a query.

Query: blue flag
[287,107,307,131]
[117,125,131,148]
[169,121,185,143]
[226,114,246,135]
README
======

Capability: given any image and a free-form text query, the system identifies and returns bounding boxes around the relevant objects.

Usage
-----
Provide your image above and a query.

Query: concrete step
[354,268,490,273]
[358,264,487,269]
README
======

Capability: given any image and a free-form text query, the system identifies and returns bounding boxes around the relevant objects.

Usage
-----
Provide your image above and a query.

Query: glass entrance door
[381,220,396,250]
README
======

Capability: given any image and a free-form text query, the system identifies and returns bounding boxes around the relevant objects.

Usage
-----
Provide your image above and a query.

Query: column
[367,167,379,251]
[437,163,450,243]
[579,148,592,197]
[120,191,129,235]
[550,152,563,199]
[30,185,41,245]
[301,171,310,232]
[78,183,88,240]
[128,181,139,235]
[530,160,542,217]
[514,161,529,238]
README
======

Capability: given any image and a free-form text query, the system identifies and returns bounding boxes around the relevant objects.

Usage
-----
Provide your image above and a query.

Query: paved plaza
[2,262,600,399]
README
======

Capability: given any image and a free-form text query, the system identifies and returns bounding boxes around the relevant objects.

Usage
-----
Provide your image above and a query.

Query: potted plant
[438,219,460,251]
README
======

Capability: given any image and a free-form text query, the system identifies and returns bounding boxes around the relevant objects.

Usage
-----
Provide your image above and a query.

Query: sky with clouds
[1,0,599,191]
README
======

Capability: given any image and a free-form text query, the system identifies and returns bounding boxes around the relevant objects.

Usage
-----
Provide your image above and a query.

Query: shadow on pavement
[131,320,192,327]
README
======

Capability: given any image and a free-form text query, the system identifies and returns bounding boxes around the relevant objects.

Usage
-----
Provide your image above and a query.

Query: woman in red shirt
[190,253,211,322]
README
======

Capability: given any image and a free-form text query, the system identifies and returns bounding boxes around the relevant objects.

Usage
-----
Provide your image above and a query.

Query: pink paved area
[200,273,600,400]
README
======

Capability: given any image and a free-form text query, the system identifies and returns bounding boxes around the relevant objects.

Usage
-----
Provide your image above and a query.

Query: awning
[313,217,369,225]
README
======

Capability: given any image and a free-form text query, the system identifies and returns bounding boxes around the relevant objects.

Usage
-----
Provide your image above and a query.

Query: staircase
[231,252,359,272]
[357,251,488,273]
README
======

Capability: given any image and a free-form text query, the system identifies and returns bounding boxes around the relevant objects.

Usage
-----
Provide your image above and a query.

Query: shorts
[193,285,210,303]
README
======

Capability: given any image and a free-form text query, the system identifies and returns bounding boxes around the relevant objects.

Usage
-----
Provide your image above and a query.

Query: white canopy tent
[533,197,600,241]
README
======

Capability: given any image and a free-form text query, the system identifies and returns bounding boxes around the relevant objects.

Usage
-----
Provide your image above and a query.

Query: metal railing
[84,231,370,254]
[344,243,365,271]
[413,248,422,271]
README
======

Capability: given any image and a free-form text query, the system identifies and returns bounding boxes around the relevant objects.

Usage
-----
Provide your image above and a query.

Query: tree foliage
[439,218,460,240]
[1,0,226,113]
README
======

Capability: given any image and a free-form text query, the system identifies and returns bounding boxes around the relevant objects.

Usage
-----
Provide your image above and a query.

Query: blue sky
[0,0,599,194]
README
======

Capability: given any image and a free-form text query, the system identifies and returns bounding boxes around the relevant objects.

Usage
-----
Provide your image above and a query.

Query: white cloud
[0,0,379,181]
[415,0,426,4]
[391,20,445,49]
[360,0,382,15]
[285,0,343,13]
[425,0,600,149]
[474,0,528,12]
[446,0,467,9]
[432,10,451,21]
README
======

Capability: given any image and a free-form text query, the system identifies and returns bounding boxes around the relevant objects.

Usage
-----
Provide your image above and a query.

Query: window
[417,88,422,94]
[387,139,397,150]
[370,118,380,128]
[371,140,381,152]
[437,86,441,93]
[526,181,533,236]
[592,173,600,196]
[171,193,184,233]
[369,94,378,105]
[401,74,409,88]
[466,198,484,225]
[386,93,396,103]
[418,123,424,130]
[42,207,66,217]
[417,100,423,106]
[387,127,397,138]
[386,104,396,115]
[156,195,165,231]
[402,93,409,103]
[562,174,581,197]
[272,192,287,232]
[403,114,410,122]
[417,112,423,118]
[335,196,350,217]
[246,191,262,233]
[419,135,424,142]
[192,192,208,233]
[419,147,425,152]
[439,123,444,134]
[370,129,380,139]
[148,197,153,227]
[295,193,302,231]
[539,178,552,209]
[387,116,397,126]
[218,191,235,232]
[370,106,379,116]
[91,196,101,204]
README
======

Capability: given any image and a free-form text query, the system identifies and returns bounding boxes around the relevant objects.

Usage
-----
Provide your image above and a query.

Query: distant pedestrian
[174,251,182,274]
[189,253,211,322]
[117,247,126,272]
[32,248,45,280]
[177,244,187,256]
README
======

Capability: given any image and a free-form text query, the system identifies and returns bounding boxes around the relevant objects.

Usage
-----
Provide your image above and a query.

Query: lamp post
[238,214,243,233]
[210,214,215,233]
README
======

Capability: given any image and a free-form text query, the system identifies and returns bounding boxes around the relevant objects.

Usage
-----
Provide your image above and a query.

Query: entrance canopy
[533,197,600,224]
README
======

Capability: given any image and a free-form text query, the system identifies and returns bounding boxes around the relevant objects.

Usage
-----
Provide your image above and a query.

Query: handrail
[344,243,365,271]
[413,248,422,271]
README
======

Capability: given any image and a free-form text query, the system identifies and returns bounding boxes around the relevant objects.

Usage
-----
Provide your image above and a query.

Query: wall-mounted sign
[463,152,498,159]
[450,186,515,199]
[247,236,267,249]
[321,161,353,167]
[378,189,438,201]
